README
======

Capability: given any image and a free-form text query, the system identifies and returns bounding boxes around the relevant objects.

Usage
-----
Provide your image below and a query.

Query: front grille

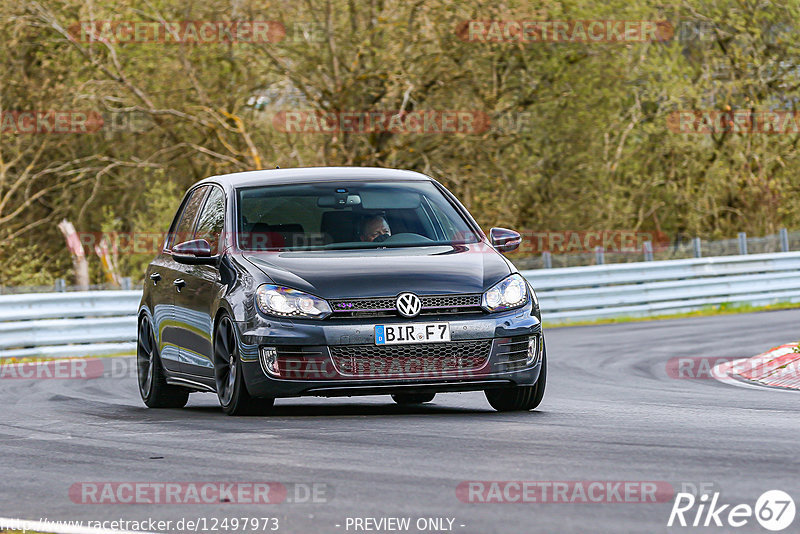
[329,294,484,318]
[329,339,492,377]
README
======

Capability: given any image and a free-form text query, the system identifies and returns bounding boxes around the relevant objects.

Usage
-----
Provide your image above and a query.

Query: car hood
[244,244,512,298]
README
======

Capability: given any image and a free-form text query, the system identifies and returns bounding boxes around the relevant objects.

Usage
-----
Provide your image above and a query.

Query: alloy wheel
[214,317,238,406]
[137,317,155,397]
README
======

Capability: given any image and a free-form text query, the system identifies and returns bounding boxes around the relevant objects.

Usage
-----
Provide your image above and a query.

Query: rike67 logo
[668,490,795,531]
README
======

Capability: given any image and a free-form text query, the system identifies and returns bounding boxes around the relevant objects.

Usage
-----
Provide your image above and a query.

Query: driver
[360,215,391,242]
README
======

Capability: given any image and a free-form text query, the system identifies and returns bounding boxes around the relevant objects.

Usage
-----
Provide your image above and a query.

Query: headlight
[482,274,529,312]
[256,284,332,319]
[528,283,539,308]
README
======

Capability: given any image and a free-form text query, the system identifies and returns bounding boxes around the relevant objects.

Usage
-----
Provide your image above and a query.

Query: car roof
[197,167,433,190]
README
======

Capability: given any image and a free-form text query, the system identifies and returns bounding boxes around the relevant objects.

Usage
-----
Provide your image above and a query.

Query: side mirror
[173,239,219,265]
[490,228,522,253]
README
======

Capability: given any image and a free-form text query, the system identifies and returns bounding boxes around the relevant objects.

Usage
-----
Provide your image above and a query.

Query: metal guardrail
[514,227,800,270]
[522,251,800,322]
[1,251,799,358]
[0,291,140,359]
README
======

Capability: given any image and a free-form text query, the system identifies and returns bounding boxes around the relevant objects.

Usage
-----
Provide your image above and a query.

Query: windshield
[236,180,481,251]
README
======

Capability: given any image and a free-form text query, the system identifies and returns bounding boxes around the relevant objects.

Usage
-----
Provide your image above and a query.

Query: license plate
[375,323,450,345]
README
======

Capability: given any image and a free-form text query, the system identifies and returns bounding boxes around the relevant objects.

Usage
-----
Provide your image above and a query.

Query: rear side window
[194,187,225,253]
[168,186,208,249]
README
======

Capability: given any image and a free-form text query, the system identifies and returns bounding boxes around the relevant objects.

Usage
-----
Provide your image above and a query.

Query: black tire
[214,314,274,416]
[485,350,547,412]
[392,393,436,405]
[137,315,190,409]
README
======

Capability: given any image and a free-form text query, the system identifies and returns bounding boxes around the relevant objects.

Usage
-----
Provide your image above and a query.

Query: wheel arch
[137,305,155,334]
[212,301,236,335]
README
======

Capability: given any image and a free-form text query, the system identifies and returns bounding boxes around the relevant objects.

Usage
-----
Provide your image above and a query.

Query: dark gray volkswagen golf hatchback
[138,167,546,415]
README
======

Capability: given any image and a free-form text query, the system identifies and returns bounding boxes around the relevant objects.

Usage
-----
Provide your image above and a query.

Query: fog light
[259,346,279,377]
[526,336,539,365]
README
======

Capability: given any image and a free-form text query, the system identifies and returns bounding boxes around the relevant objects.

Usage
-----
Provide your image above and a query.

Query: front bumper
[236,304,543,398]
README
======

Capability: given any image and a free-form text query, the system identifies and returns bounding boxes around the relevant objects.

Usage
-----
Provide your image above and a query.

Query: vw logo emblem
[396,293,422,318]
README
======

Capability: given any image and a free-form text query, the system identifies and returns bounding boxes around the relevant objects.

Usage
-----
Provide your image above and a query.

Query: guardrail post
[692,237,702,258]
[738,232,748,255]
[121,277,132,290]
[595,246,604,265]
[54,278,66,292]
[542,251,552,269]
[643,240,654,261]
[780,228,789,252]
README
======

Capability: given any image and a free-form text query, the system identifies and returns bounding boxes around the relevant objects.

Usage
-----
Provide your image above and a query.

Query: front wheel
[485,351,547,412]
[392,393,435,405]
[214,314,274,416]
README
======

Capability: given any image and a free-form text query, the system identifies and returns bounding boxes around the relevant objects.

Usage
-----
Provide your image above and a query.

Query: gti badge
[396,293,422,318]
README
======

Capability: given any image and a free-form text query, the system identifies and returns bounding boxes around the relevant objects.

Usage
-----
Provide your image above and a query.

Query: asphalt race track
[2,310,800,534]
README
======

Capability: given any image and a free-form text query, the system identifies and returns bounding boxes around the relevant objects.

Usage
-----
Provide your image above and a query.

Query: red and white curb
[0,517,154,534]
[712,343,800,391]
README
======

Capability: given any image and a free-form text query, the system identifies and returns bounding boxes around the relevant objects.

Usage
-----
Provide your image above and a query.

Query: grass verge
[543,301,800,328]
[0,351,135,365]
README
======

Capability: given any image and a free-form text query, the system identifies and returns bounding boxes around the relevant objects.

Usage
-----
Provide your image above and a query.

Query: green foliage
[0,243,63,287]
[2,0,800,284]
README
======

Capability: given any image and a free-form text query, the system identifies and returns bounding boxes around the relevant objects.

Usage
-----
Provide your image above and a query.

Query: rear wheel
[392,393,435,405]
[214,314,274,416]
[137,315,189,408]
[485,351,547,412]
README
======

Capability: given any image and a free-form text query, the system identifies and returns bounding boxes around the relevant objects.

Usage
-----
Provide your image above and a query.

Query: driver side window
[194,187,225,253]
[168,186,208,249]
